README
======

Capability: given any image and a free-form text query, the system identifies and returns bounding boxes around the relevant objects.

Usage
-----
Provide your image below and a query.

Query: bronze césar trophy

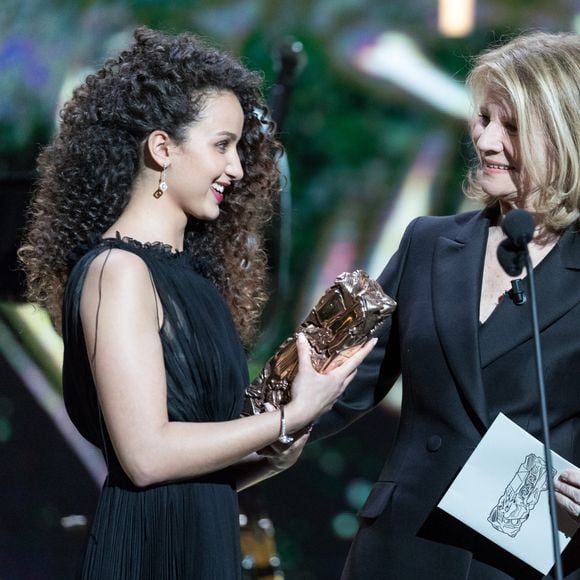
[243,270,397,415]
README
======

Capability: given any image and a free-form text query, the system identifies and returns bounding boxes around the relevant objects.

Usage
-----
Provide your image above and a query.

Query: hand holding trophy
[243,270,397,416]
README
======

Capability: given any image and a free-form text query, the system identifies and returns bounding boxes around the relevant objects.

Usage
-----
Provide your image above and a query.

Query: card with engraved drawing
[438,412,579,574]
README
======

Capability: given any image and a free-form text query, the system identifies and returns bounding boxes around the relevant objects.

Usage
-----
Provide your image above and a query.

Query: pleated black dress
[62,236,249,579]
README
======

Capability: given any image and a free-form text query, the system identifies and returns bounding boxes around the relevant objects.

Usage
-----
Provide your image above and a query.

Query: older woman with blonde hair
[315,31,580,579]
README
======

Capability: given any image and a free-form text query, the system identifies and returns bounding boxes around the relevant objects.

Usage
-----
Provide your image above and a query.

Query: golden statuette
[243,270,397,415]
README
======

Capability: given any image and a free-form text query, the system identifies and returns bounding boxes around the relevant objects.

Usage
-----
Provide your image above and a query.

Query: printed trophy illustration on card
[488,453,556,538]
[438,413,579,575]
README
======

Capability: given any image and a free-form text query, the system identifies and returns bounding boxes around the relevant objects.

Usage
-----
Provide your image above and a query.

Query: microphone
[506,278,527,305]
[497,239,525,276]
[502,207,535,249]
[497,208,536,275]
[496,208,563,580]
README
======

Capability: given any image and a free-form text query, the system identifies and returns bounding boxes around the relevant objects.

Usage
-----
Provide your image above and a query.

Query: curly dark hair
[19,26,282,346]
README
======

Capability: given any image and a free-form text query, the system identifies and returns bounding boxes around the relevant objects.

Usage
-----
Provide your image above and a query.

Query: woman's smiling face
[167,90,245,221]
[471,89,523,203]
[471,86,550,214]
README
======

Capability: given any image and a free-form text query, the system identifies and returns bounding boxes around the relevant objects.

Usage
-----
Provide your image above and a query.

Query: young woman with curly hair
[19,27,374,579]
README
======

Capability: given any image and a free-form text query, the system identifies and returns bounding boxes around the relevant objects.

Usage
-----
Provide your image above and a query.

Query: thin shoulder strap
[146,268,162,332]
[89,248,114,471]
[91,248,113,364]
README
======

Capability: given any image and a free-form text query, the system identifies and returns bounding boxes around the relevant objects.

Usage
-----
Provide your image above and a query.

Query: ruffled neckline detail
[98,233,215,278]
[67,232,213,278]
[100,232,188,261]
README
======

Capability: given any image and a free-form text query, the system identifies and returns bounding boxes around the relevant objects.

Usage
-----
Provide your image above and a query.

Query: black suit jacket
[314,209,580,579]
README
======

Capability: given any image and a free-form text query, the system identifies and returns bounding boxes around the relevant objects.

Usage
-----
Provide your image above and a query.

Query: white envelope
[438,412,579,574]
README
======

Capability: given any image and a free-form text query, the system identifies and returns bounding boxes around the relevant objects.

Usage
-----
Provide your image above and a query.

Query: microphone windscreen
[502,209,534,249]
[497,239,525,276]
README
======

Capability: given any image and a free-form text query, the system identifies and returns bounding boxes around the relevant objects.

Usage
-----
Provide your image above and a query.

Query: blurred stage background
[1,1,578,578]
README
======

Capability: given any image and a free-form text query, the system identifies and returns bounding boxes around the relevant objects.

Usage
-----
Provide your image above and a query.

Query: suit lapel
[432,210,491,431]
[480,226,580,367]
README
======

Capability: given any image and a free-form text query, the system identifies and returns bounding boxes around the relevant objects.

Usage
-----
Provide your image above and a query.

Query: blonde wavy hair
[464,31,580,232]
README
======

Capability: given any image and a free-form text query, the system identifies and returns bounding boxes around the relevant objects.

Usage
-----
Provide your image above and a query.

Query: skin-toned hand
[257,429,311,473]
[232,426,313,492]
[256,401,312,473]
[252,336,377,475]
[323,343,366,373]
[284,333,377,433]
[554,469,580,520]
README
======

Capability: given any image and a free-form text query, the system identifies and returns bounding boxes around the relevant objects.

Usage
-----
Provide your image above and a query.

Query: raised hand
[284,333,377,433]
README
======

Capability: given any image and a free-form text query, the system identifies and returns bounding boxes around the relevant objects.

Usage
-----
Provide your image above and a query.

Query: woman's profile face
[471,87,549,210]
[167,90,245,221]
[471,88,524,203]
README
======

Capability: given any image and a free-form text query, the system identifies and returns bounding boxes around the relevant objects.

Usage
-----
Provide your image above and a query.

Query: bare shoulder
[85,247,150,282]
[81,248,159,325]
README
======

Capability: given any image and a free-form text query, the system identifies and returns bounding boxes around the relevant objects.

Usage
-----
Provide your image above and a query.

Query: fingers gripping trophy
[243,270,397,416]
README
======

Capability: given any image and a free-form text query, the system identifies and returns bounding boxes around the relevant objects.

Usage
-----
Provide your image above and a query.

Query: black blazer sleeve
[311,217,419,441]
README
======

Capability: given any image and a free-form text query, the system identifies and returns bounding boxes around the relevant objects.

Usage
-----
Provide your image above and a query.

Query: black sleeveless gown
[62,236,248,579]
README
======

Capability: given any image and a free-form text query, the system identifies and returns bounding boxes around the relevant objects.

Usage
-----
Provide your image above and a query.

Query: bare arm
[81,250,374,488]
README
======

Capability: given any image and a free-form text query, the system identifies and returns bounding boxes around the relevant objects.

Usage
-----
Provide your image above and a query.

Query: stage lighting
[352,31,471,119]
[438,0,476,38]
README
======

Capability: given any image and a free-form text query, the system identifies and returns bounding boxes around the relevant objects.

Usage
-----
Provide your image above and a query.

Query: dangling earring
[153,162,168,199]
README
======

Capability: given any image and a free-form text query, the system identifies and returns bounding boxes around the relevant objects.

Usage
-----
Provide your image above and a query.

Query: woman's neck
[103,192,187,251]
[495,200,559,247]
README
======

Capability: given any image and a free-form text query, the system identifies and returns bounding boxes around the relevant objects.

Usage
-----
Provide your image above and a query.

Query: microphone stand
[523,250,563,580]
